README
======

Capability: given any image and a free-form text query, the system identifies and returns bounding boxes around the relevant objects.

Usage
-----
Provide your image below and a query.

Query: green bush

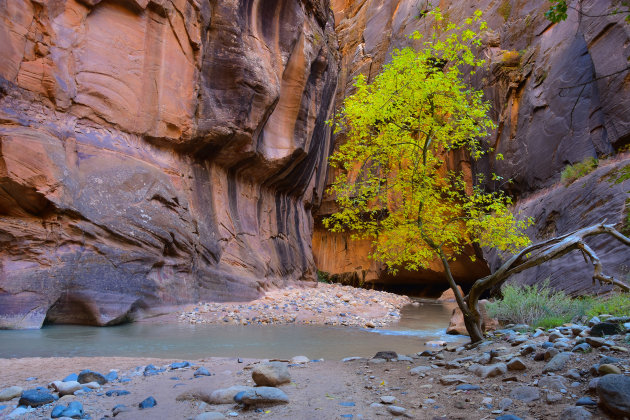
[587,292,630,317]
[561,157,598,185]
[486,280,592,327]
[317,270,331,284]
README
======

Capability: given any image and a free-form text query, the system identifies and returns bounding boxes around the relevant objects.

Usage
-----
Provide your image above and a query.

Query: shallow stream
[0,300,466,360]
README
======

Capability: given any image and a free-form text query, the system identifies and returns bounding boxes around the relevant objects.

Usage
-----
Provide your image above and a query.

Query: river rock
[373,351,397,360]
[576,396,597,406]
[208,386,253,404]
[195,413,227,420]
[139,396,157,409]
[474,363,507,378]
[439,374,472,385]
[545,391,563,403]
[170,361,192,370]
[18,388,55,407]
[510,386,540,402]
[290,356,309,364]
[62,374,78,382]
[380,396,396,404]
[543,352,571,373]
[49,381,82,396]
[409,366,432,375]
[234,387,289,406]
[77,370,107,385]
[598,364,622,375]
[507,358,527,371]
[597,374,630,416]
[112,404,131,416]
[496,415,523,420]
[559,406,592,420]
[252,362,290,386]
[572,343,591,353]
[538,376,567,392]
[387,405,406,416]
[57,401,83,419]
[105,370,118,382]
[585,337,606,348]
[0,386,22,402]
[194,367,211,377]
[106,390,130,397]
[590,322,623,337]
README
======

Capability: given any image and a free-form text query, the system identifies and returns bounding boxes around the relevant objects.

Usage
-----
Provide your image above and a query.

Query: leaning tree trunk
[462,223,630,343]
[437,249,485,343]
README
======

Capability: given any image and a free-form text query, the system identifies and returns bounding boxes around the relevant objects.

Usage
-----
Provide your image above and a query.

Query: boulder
[597,374,630,416]
[447,300,498,336]
[77,370,107,385]
[208,386,253,404]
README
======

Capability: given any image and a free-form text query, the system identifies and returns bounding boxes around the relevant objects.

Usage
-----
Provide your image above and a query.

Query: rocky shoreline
[1,315,629,419]
[177,284,412,329]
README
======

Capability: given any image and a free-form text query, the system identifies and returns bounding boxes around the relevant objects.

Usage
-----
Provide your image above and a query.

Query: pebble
[598,364,622,375]
[506,358,527,370]
[112,404,131,416]
[77,369,107,385]
[439,374,472,385]
[252,362,290,386]
[290,356,310,364]
[105,389,130,397]
[572,343,591,353]
[62,374,78,382]
[455,384,480,391]
[194,367,212,377]
[380,396,396,404]
[386,405,406,416]
[195,413,227,420]
[139,396,157,409]
[575,396,597,406]
[495,415,522,420]
[171,361,192,370]
[0,386,22,402]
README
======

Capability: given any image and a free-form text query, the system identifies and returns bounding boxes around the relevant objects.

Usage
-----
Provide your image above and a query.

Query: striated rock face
[0,0,338,328]
[315,0,630,294]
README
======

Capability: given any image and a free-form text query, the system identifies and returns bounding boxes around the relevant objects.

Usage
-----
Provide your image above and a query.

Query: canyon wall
[0,0,338,328]
[315,0,630,294]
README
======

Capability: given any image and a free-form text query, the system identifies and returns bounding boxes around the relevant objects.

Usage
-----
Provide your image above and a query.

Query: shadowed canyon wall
[314,0,630,295]
[0,0,338,328]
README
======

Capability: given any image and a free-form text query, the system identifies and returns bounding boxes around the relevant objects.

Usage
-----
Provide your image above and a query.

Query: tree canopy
[325,10,531,276]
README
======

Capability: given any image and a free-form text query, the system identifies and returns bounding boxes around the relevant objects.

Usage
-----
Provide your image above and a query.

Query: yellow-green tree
[325,10,531,343]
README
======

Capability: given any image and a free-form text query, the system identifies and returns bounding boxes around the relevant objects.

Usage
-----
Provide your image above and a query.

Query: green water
[0,300,466,360]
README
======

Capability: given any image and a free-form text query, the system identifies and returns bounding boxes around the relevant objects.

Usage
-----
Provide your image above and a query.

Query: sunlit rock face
[0,0,338,328]
[314,0,629,295]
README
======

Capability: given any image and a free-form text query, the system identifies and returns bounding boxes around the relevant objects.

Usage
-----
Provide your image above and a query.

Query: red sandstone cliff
[0,0,338,328]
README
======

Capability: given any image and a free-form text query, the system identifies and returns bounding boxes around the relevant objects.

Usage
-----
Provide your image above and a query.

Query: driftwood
[442,223,630,343]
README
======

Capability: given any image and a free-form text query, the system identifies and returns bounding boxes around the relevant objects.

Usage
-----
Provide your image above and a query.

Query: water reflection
[0,300,466,360]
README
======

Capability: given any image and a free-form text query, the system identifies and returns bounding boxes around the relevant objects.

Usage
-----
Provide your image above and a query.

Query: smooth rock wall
[0,0,338,328]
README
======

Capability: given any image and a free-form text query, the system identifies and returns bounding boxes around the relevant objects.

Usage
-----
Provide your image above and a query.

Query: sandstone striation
[314,0,630,294]
[0,0,338,328]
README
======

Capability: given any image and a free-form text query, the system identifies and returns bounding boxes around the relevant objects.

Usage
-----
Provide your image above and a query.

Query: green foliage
[325,9,531,274]
[317,270,332,283]
[486,281,592,327]
[535,315,571,330]
[560,157,598,185]
[545,0,630,24]
[545,0,568,23]
[498,0,512,21]
[587,292,630,317]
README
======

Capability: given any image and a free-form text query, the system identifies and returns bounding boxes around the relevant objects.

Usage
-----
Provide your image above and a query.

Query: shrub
[317,270,331,284]
[587,292,630,317]
[486,280,592,327]
[561,157,598,185]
